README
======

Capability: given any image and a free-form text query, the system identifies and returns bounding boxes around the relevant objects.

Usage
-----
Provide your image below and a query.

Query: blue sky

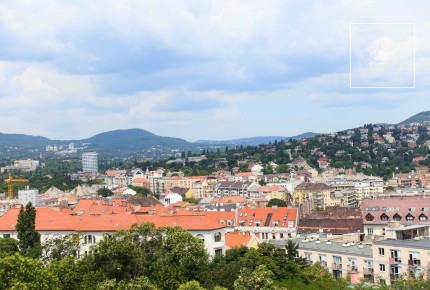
[0,0,429,141]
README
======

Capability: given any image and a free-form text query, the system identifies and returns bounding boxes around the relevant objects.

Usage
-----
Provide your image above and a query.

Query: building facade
[82,152,98,173]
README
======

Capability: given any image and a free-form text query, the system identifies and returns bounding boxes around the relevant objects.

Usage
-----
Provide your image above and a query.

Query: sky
[0,0,429,141]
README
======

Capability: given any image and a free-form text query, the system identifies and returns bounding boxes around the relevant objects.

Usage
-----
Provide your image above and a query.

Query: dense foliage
[2,221,429,289]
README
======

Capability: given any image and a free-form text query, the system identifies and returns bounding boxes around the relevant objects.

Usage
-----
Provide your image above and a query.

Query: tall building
[82,152,98,173]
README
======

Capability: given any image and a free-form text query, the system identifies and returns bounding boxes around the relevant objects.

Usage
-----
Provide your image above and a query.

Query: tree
[0,238,19,256]
[98,188,113,197]
[0,253,60,289]
[16,202,41,257]
[233,265,275,290]
[150,226,209,289]
[184,198,198,204]
[267,198,287,208]
[41,234,82,263]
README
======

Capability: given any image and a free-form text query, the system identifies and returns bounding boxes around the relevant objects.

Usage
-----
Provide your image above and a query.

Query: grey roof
[271,239,373,258]
[373,237,430,250]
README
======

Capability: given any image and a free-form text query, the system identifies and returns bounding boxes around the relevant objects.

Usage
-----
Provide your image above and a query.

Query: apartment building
[373,238,430,285]
[362,198,430,237]
[274,238,374,281]
[294,182,335,209]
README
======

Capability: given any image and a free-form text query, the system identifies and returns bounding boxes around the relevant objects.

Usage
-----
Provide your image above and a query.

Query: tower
[82,151,98,173]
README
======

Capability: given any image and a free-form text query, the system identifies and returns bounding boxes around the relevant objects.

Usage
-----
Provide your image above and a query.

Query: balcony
[390,274,401,281]
[408,259,421,266]
[320,261,328,268]
[347,265,358,272]
[363,267,374,275]
[332,263,342,270]
[389,257,401,264]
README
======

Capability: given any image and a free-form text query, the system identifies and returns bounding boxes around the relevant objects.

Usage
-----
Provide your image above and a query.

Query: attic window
[380,213,389,221]
[365,213,374,221]
[240,213,243,217]
[406,214,414,222]
[419,214,428,221]
[393,213,402,221]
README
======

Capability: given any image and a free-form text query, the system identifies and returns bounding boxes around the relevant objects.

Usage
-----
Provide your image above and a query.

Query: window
[255,220,262,227]
[406,214,414,222]
[379,264,386,272]
[214,232,221,242]
[408,207,416,212]
[422,207,428,211]
[214,248,222,256]
[305,252,312,261]
[365,213,374,221]
[85,235,95,244]
[3,234,10,238]
[288,220,294,228]
[380,213,389,221]
[419,214,428,221]
[378,248,385,256]
[367,227,374,235]
[393,213,402,221]
[272,233,276,240]
[196,234,205,243]
[272,220,279,227]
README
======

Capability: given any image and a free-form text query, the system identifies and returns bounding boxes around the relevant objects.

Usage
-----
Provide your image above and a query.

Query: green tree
[98,188,114,197]
[16,202,41,257]
[0,238,19,256]
[184,197,198,204]
[41,233,82,263]
[233,264,275,290]
[150,227,209,289]
[267,198,287,207]
[0,253,60,289]
[178,280,207,290]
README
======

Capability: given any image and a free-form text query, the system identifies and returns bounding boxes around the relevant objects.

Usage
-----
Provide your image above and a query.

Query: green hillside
[398,111,430,125]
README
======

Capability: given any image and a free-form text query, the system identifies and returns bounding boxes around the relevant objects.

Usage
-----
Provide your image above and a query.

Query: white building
[13,159,40,172]
[82,152,98,173]
[18,188,39,206]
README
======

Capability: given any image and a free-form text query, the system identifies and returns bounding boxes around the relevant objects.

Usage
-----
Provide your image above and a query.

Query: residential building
[274,238,374,281]
[294,182,334,209]
[362,198,430,237]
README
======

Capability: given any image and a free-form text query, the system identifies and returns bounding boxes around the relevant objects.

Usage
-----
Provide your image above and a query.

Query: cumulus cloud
[0,0,429,140]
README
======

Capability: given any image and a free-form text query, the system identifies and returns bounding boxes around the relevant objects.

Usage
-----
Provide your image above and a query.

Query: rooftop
[374,237,430,250]
[271,238,373,258]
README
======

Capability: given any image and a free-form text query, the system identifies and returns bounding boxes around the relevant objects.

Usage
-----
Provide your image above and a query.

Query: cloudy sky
[0,0,429,141]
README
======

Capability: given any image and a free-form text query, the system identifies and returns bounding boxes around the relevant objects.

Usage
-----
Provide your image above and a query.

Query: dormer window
[393,213,402,221]
[419,214,428,221]
[365,213,374,221]
[380,213,389,221]
[406,214,414,222]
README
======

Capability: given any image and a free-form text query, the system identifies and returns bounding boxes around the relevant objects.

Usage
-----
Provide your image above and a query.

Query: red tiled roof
[236,172,254,177]
[225,231,253,249]
[133,178,149,182]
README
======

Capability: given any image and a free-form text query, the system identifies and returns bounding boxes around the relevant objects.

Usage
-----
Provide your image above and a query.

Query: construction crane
[4,173,29,200]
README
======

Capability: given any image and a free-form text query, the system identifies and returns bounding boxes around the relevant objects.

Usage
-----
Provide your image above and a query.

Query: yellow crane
[4,172,29,200]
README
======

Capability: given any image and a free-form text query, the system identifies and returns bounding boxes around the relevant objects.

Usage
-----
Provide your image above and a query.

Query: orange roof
[225,231,253,249]
[236,172,254,177]
[0,206,228,232]
[133,178,149,182]
[258,186,285,192]
[0,208,78,231]
[237,207,297,228]
[105,170,119,177]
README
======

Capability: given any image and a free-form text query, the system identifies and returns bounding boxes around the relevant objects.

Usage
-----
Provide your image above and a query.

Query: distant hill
[0,133,51,147]
[196,132,319,146]
[398,111,430,125]
[82,129,193,153]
